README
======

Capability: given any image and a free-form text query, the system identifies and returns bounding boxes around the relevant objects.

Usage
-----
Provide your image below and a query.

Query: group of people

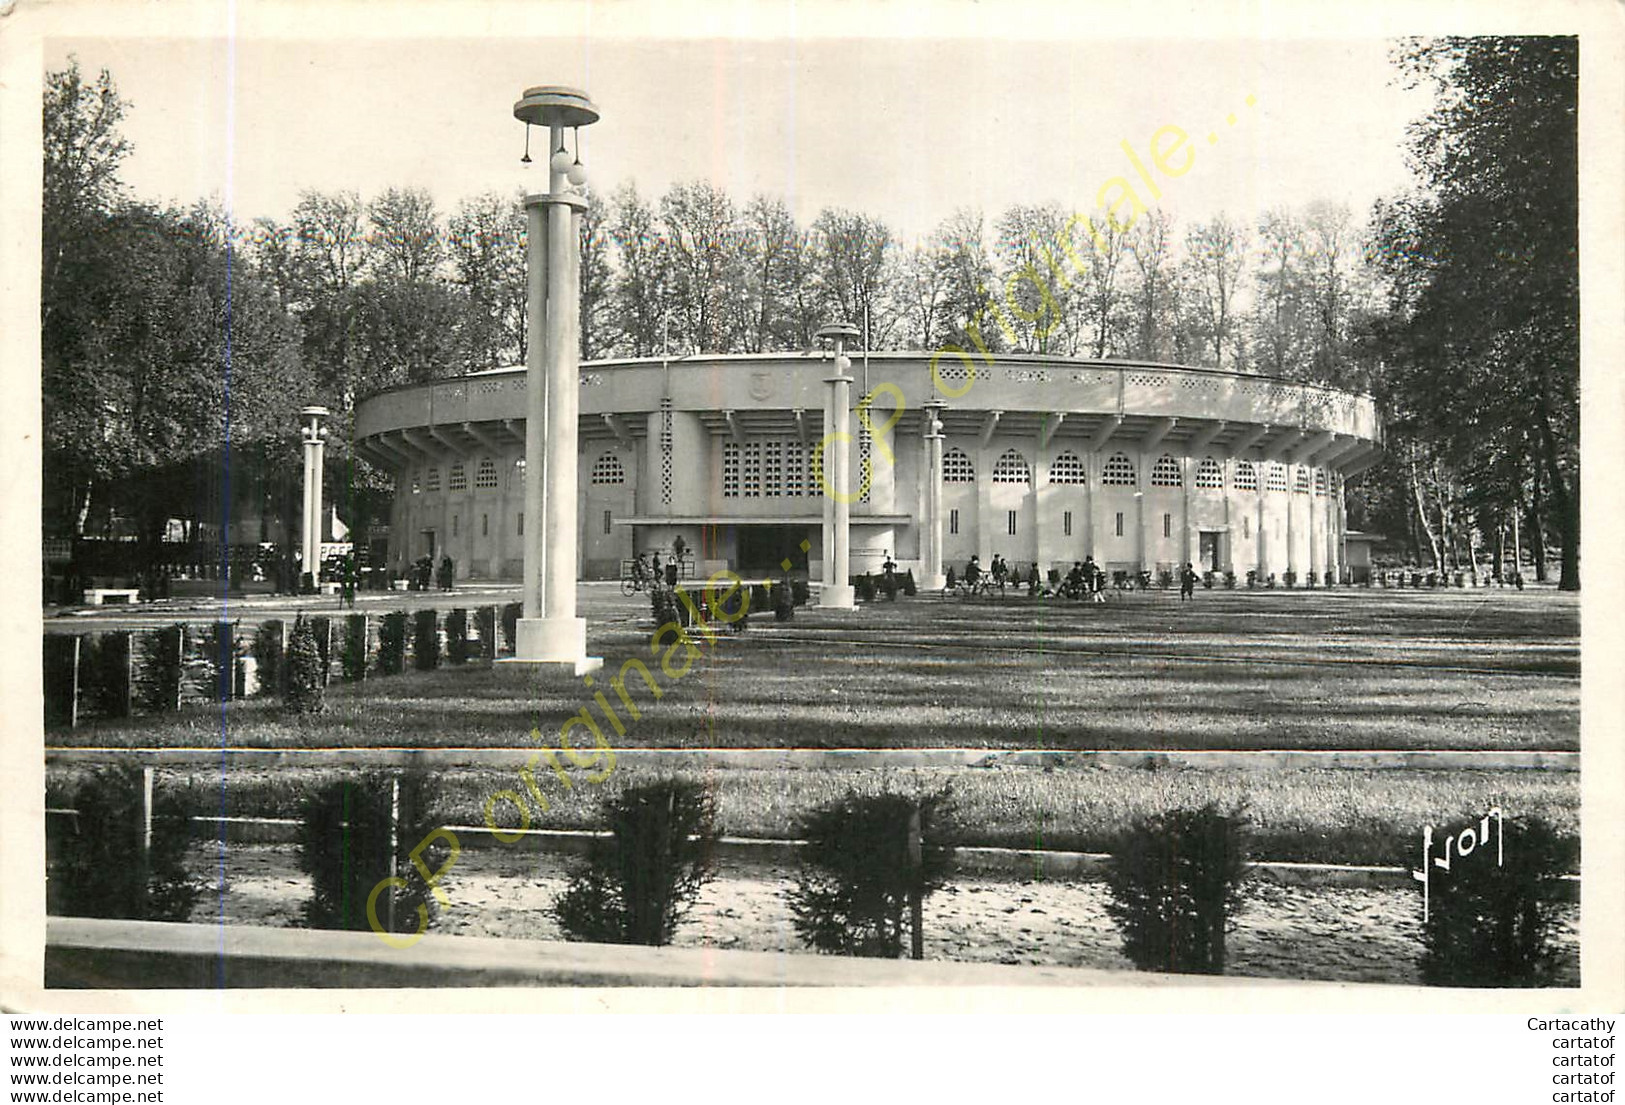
[955,555,1204,602]
[408,554,456,592]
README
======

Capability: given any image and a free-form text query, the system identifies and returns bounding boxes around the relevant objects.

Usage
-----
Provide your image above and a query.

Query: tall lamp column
[299,405,329,591]
[817,322,859,610]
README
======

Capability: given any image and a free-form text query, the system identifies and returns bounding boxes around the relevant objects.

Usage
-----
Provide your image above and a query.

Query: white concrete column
[1181,456,1193,570]
[819,329,856,609]
[511,97,601,674]
[922,404,946,589]
[299,406,328,587]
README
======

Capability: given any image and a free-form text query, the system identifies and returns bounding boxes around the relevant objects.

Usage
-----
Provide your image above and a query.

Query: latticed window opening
[722,442,740,498]
[1234,461,1258,491]
[449,463,467,491]
[425,467,441,492]
[942,448,976,483]
[590,453,625,485]
[1049,451,1085,484]
[1195,457,1223,488]
[1100,453,1136,486]
[1150,454,1182,487]
[476,458,498,489]
[1267,463,1288,492]
[991,449,1031,484]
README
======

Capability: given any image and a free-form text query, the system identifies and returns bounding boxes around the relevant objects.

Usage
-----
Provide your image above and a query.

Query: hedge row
[44,604,521,729]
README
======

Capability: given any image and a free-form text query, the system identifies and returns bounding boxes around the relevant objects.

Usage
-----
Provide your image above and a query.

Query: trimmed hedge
[788,789,954,958]
[446,608,470,665]
[86,631,133,719]
[413,609,440,671]
[285,614,325,715]
[253,620,286,697]
[47,765,201,922]
[1104,803,1249,975]
[475,605,497,663]
[137,625,186,713]
[43,635,81,729]
[298,771,439,934]
[501,602,521,655]
[378,611,407,675]
[341,614,368,683]
[309,616,333,686]
[554,779,722,947]
[1420,817,1579,987]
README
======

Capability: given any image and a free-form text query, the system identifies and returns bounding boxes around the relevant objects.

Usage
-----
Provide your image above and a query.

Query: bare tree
[1182,214,1249,371]
[1125,209,1178,361]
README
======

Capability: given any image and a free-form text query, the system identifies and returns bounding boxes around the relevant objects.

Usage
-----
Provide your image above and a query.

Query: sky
[45,30,1432,243]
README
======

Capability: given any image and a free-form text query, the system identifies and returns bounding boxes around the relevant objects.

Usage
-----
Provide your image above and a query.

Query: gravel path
[187,843,1580,986]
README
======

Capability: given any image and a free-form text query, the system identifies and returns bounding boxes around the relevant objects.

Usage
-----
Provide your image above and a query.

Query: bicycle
[620,558,654,596]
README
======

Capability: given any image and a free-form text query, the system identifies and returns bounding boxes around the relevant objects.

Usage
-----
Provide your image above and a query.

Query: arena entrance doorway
[737,524,811,575]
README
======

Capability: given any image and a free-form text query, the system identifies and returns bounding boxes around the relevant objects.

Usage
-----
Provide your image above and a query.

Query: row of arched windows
[940,450,1330,492]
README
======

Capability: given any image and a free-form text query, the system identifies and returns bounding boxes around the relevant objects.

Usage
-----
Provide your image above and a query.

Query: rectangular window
[1115,512,1124,538]
[603,509,612,536]
[482,514,488,537]
[1243,517,1250,539]
[452,515,458,538]
[950,509,960,536]
[1163,513,1172,539]
[1063,510,1073,537]
[1007,510,1017,536]
[517,512,524,536]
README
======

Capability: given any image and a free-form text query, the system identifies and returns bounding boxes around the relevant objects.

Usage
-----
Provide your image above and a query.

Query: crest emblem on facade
[749,372,773,401]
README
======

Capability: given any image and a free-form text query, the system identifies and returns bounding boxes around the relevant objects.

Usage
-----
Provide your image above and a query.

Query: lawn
[48,587,1579,752]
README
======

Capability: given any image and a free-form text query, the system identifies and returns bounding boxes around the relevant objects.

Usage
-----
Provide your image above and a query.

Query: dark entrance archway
[737,524,811,575]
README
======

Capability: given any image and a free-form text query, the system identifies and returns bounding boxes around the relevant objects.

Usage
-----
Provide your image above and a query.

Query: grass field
[50,587,1579,752]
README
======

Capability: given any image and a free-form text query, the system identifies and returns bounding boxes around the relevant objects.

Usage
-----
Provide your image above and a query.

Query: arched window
[476,458,498,489]
[1266,462,1288,492]
[1150,454,1182,487]
[512,458,525,487]
[591,453,625,485]
[1100,453,1136,486]
[1314,468,1328,495]
[942,448,975,483]
[425,467,441,492]
[1049,451,1085,484]
[1195,457,1223,488]
[1294,465,1310,493]
[991,449,1031,484]
[1233,461,1258,491]
[448,463,468,491]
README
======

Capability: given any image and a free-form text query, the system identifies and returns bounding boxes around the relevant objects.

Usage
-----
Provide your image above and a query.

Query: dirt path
[187,843,1580,986]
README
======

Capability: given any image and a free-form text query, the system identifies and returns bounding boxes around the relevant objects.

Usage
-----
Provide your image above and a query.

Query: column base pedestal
[920,573,947,591]
[819,584,856,609]
[498,617,602,675]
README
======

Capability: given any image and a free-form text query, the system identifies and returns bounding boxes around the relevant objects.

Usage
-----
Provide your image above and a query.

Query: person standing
[1180,562,1198,602]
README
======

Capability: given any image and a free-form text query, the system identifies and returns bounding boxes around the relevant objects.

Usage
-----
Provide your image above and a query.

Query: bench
[82,588,140,605]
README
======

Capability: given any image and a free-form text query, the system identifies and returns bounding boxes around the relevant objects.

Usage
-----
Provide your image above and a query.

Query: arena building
[351,352,1383,586]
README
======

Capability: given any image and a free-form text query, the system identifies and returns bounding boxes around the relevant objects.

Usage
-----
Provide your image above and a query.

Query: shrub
[47,765,201,921]
[138,625,186,713]
[1282,569,1297,588]
[791,578,811,606]
[475,606,497,662]
[788,788,954,958]
[553,779,722,946]
[253,620,286,697]
[1323,570,1336,588]
[901,569,917,597]
[44,634,82,728]
[1419,817,1579,988]
[773,580,795,622]
[341,614,368,682]
[1245,569,1257,589]
[284,614,326,715]
[298,771,439,934]
[650,585,679,629]
[500,601,522,654]
[446,608,470,664]
[309,616,333,685]
[1103,803,1249,975]
[1156,568,1173,590]
[854,574,876,602]
[202,621,241,702]
[378,611,408,675]
[412,610,440,670]
[86,631,133,719]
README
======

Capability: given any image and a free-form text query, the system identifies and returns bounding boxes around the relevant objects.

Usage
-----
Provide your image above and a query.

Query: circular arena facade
[351,353,1383,586]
